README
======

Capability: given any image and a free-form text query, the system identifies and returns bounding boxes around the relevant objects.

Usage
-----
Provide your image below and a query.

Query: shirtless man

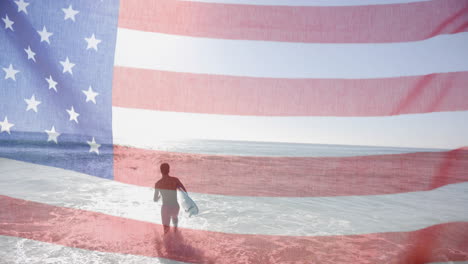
[154,163,187,234]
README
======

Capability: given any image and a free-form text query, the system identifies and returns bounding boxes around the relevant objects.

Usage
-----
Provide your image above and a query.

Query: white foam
[1,158,468,236]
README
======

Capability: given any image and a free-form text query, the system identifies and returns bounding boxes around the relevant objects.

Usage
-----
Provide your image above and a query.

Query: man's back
[155,176,182,206]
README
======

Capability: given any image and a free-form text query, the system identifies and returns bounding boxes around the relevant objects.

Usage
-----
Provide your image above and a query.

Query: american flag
[1,0,468,263]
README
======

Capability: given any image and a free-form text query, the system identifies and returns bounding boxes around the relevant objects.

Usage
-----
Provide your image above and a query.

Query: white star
[2,14,14,31]
[15,0,30,14]
[3,64,19,81]
[45,126,60,143]
[0,117,14,134]
[60,57,75,75]
[82,86,99,104]
[24,94,41,112]
[66,106,79,123]
[37,26,53,44]
[45,75,58,92]
[62,5,79,22]
[87,137,101,154]
[24,46,36,62]
[85,34,101,51]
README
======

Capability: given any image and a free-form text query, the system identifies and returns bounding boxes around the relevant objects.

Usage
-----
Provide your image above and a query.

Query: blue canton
[0,0,120,179]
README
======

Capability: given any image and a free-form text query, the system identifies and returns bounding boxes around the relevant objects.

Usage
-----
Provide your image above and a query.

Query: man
[154,163,187,234]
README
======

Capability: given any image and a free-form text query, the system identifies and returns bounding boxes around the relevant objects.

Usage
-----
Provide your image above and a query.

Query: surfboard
[177,188,199,217]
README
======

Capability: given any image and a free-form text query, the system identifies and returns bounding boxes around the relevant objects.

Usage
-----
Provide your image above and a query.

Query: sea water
[1,139,466,263]
[128,138,446,157]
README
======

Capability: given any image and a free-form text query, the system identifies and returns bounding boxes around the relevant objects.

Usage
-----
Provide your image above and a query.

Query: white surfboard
[177,188,199,217]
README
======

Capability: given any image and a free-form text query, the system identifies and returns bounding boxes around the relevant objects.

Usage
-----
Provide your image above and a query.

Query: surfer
[154,163,187,234]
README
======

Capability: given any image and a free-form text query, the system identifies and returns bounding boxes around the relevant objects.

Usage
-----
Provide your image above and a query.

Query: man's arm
[153,184,160,202]
[177,178,187,192]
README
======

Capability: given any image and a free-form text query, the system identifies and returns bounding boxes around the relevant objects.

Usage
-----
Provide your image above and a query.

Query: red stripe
[114,146,468,197]
[1,196,467,263]
[117,0,468,43]
[113,67,468,116]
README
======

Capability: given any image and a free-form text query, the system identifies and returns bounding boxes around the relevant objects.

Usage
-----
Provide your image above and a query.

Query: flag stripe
[1,195,467,263]
[114,30,468,79]
[0,235,185,264]
[113,146,468,197]
[112,107,468,150]
[2,158,468,236]
[118,0,468,43]
[1,236,467,264]
[113,67,468,116]
[181,0,432,6]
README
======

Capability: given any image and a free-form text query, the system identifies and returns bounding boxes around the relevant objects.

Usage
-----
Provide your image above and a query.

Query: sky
[114,29,468,149]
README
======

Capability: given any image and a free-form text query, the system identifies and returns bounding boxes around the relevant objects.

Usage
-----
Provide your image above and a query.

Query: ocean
[0,138,467,263]
[129,138,447,157]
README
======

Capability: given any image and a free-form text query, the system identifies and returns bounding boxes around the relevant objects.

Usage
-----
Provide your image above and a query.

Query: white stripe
[180,0,431,6]
[112,107,468,150]
[1,158,467,237]
[114,29,468,79]
[0,235,186,264]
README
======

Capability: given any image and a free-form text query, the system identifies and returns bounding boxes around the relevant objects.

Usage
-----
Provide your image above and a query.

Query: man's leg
[172,216,178,233]
[161,205,170,234]
[171,206,180,232]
